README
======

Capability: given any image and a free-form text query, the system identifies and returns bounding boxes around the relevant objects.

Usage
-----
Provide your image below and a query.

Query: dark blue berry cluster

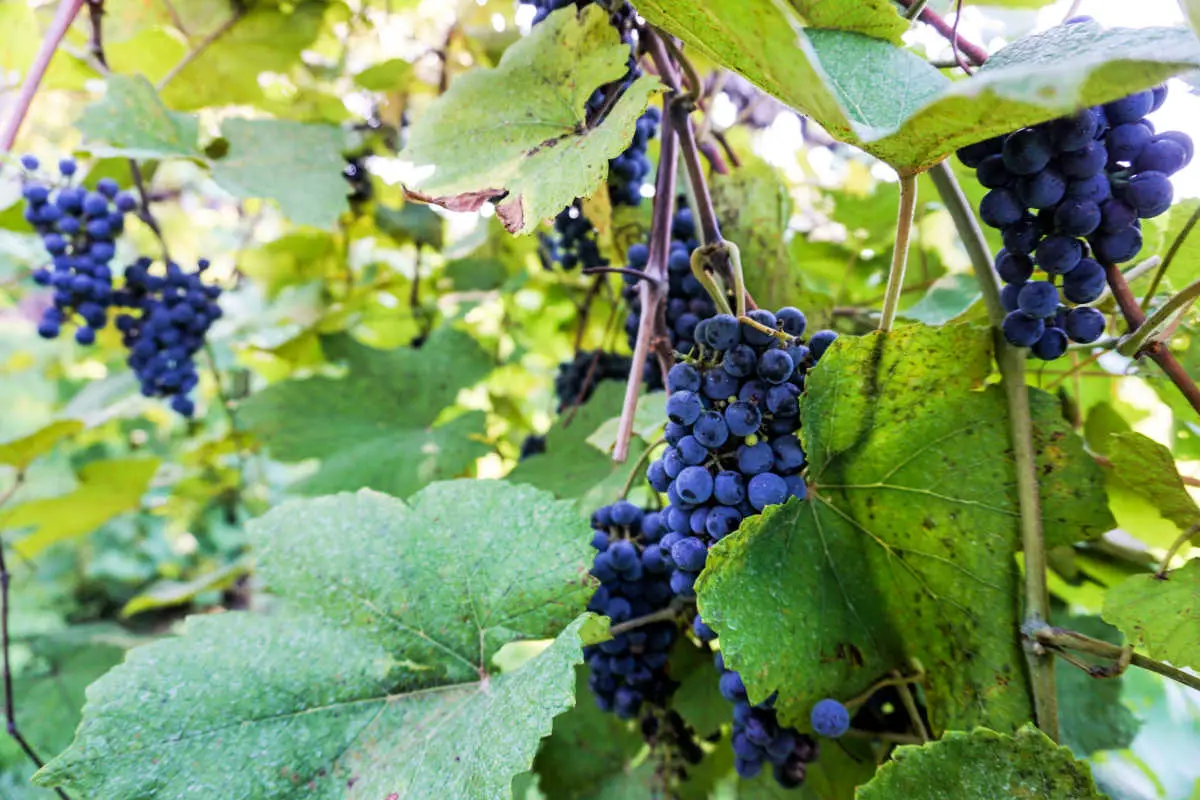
[21,156,137,345]
[584,500,679,718]
[958,84,1192,359]
[554,349,636,412]
[538,202,605,272]
[608,106,661,207]
[114,258,223,417]
[710,649,819,786]
[623,206,719,369]
[646,306,836,787]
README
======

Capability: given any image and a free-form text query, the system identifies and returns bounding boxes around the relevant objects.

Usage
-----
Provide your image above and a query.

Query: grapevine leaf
[375,203,446,249]
[631,2,1200,173]
[1055,612,1141,757]
[586,392,666,454]
[399,5,662,234]
[785,0,907,42]
[119,560,251,618]
[697,325,1113,734]
[36,484,598,798]
[531,668,642,799]
[0,420,83,470]
[7,458,160,559]
[856,726,1105,799]
[710,159,795,312]
[507,381,647,507]
[354,58,415,92]
[670,642,730,738]
[899,273,982,325]
[76,75,203,160]
[240,328,493,498]
[1102,560,1200,671]
[239,229,343,298]
[158,1,327,111]
[1153,199,1200,292]
[210,118,350,229]
[1105,432,1200,533]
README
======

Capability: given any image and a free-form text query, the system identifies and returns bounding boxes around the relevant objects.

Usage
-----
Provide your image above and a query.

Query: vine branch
[1103,261,1200,418]
[930,161,1059,741]
[0,0,86,153]
[1029,625,1200,694]
[878,173,918,332]
[1141,203,1200,309]
[613,91,679,463]
[894,0,988,66]
[1118,277,1200,357]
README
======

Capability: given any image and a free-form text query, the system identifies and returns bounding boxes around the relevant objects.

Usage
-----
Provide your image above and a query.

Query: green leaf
[785,0,907,42]
[531,668,642,798]
[211,118,349,229]
[857,726,1105,799]
[239,229,342,297]
[240,328,493,497]
[119,560,250,618]
[586,392,665,454]
[7,458,160,559]
[0,420,83,470]
[158,1,327,111]
[710,159,795,312]
[697,325,1113,735]
[508,381,647,506]
[631,3,1200,173]
[76,75,202,160]
[670,642,729,738]
[1106,432,1200,533]
[354,58,415,91]
[400,5,662,234]
[1056,612,1141,756]
[376,203,446,249]
[1184,0,1200,41]
[1103,560,1200,671]
[899,273,981,325]
[36,483,598,798]
[445,257,509,292]
[1153,199,1200,292]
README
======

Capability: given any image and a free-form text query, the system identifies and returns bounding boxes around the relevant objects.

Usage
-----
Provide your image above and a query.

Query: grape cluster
[958,84,1192,359]
[21,156,137,345]
[622,206,719,365]
[584,500,679,718]
[113,259,223,418]
[539,202,606,272]
[646,307,836,787]
[608,107,661,207]
[554,350,640,412]
[710,650,819,786]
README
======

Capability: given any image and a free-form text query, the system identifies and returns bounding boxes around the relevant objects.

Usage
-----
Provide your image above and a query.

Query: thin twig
[1,475,70,799]
[1118,277,1200,357]
[1103,260,1200,418]
[572,274,606,355]
[1156,523,1200,578]
[894,0,988,66]
[878,174,918,332]
[619,437,666,498]
[931,159,1059,741]
[948,0,974,76]
[156,9,245,92]
[0,0,86,152]
[608,600,691,636]
[1141,204,1200,309]
[892,670,931,743]
[904,0,931,20]
[842,730,926,746]
[1031,625,1200,693]
[582,266,661,284]
[613,93,678,463]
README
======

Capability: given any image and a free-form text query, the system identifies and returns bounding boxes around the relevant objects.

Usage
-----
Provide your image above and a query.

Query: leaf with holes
[1103,560,1200,671]
[240,328,493,498]
[632,2,1200,173]
[857,726,1104,799]
[399,5,661,234]
[696,325,1112,734]
[35,483,598,798]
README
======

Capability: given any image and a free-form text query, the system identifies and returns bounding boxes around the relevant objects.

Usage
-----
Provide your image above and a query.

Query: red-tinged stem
[613,94,679,463]
[895,0,989,66]
[0,0,86,153]
[1103,260,1200,417]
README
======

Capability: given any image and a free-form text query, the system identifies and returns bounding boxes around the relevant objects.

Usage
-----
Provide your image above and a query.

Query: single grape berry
[1002,312,1045,348]
[810,699,850,738]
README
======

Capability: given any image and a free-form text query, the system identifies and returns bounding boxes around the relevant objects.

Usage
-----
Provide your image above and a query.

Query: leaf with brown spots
[399,5,661,234]
[697,325,1112,735]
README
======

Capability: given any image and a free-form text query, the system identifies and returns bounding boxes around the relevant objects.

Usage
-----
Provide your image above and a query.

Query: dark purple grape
[1002,312,1045,347]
